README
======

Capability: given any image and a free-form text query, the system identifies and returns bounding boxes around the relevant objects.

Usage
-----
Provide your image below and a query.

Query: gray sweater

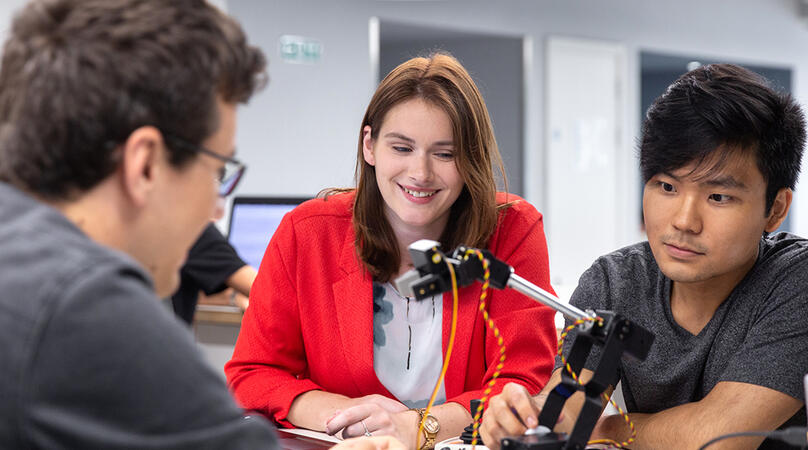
[0,182,277,449]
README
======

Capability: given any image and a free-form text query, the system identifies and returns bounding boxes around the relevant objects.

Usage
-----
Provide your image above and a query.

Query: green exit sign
[278,35,322,64]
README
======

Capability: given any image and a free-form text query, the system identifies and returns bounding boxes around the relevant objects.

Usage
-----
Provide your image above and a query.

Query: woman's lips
[399,184,439,204]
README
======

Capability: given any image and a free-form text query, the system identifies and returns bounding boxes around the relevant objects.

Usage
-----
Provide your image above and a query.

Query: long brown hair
[351,52,508,282]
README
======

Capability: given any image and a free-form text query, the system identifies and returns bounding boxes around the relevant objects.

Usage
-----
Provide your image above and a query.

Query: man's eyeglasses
[162,132,246,197]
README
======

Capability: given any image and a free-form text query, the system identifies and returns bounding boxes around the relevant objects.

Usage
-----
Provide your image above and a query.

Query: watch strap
[414,408,438,450]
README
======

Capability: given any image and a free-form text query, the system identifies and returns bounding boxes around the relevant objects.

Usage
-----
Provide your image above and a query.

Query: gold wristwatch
[415,408,440,450]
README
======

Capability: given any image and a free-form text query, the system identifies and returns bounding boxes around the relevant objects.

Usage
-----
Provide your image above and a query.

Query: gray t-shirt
[0,183,278,449]
[557,235,808,447]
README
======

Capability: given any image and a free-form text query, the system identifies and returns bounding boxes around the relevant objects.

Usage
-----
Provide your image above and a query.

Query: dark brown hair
[351,53,508,282]
[641,63,805,214]
[0,0,266,199]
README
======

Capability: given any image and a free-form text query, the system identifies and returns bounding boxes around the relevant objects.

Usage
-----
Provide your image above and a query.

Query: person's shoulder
[0,185,152,304]
[496,192,537,212]
[278,191,355,245]
[570,242,659,310]
[288,190,354,222]
[488,193,545,255]
[756,232,808,279]
[0,189,161,403]
[495,192,541,226]
[18,253,278,449]
[589,241,658,280]
[760,232,808,260]
[598,241,654,262]
[32,236,155,321]
[47,224,152,290]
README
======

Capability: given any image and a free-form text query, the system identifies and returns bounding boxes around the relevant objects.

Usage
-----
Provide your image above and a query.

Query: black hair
[640,63,806,213]
[0,0,266,200]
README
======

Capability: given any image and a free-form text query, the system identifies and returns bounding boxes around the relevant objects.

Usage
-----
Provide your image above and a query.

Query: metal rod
[507,273,590,321]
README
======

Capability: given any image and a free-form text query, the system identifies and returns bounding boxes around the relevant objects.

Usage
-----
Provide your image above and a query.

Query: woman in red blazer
[225,53,557,449]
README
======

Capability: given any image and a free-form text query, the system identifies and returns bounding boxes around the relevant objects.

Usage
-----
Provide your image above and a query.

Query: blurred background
[2,0,804,369]
[207,0,808,301]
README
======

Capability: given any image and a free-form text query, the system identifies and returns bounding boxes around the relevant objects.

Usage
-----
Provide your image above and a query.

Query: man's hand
[480,382,555,450]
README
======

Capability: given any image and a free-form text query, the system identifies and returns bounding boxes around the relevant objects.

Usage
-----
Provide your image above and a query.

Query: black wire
[697,431,773,450]
[698,427,808,450]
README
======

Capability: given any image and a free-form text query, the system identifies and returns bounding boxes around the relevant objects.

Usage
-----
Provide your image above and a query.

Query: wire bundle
[557,318,637,448]
[416,249,460,450]
[464,249,507,447]
[415,249,507,450]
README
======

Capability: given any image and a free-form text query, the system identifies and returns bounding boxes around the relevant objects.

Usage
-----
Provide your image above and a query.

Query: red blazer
[225,192,557,427]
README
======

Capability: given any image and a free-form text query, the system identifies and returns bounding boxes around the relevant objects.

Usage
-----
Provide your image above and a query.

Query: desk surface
[274,429,614,450]
[194,304,243,324]
[277,428,339,450]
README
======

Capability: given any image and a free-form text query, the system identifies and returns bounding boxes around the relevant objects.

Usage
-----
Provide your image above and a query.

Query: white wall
[227,1,374,199]
[227,0,808,225]
[226,0,808,279]
[0,1,29,40]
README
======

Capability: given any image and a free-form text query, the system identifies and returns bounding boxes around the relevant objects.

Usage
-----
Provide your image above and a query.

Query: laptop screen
[227,197,309,269]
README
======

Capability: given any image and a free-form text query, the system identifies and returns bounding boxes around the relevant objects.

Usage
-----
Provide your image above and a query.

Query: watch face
[424,416,440,434]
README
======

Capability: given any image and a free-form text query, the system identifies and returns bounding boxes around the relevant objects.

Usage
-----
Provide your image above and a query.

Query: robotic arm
[395,240,654,450]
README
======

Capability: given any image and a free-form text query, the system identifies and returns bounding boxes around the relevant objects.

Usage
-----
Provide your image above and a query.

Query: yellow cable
[413,249,636,448]
[417,249,459,450]
[415,249,508,450]
[465,250,506,449]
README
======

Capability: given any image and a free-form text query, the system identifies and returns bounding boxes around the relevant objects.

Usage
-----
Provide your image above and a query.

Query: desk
[275,430,495,450]
[277,429,339,449]
[193,292,244,376]
[195,288,245,325]
[195,304,243,324]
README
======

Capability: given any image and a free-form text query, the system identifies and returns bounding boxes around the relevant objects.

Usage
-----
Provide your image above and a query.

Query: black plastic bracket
[503,311,654,450]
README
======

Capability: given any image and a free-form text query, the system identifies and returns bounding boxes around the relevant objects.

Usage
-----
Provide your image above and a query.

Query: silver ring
[361,420,372,437]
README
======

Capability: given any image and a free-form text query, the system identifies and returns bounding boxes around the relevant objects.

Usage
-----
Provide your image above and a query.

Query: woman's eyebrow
[383,132,453,147]
[383,132,415,143]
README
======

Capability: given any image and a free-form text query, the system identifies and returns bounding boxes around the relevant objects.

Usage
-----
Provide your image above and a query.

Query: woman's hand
[347,394,409,414]
[325,403,419,448]
[289,392,408,433]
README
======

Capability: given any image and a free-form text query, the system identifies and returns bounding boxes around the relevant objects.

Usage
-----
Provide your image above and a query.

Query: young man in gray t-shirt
[481,64,808,449]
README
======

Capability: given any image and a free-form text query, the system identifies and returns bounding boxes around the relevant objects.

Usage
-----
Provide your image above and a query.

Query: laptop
[227,196,309,270]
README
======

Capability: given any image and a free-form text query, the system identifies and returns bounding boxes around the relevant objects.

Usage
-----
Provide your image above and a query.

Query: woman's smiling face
[362,98,464,240]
